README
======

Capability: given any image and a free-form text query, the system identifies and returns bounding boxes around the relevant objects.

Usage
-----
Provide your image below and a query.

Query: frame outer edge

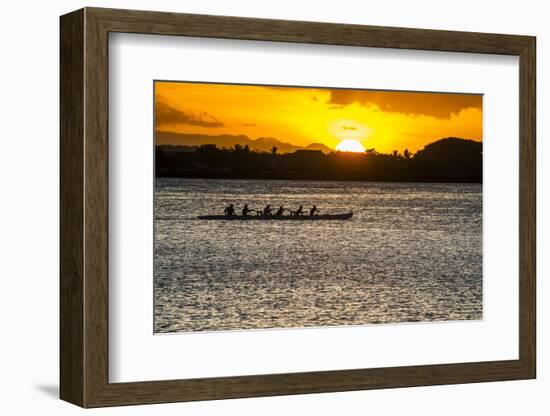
[84,6,532,55]
[519,37,536,377]
[83,6,111,408]
[60,8,86,407]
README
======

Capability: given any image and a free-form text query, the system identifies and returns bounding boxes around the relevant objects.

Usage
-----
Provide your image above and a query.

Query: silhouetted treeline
[155,137,482,183]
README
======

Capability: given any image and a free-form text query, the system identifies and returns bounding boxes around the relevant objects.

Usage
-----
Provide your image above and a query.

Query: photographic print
[154,81,483,333]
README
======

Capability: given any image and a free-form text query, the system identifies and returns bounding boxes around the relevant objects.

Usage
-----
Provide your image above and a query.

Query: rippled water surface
[154,178,482,333]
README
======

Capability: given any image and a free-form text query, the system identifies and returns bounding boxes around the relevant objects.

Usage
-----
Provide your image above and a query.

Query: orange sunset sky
[155,81,482,154]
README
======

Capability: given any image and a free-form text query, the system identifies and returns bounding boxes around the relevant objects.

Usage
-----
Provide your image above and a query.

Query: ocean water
[154,178,482,333]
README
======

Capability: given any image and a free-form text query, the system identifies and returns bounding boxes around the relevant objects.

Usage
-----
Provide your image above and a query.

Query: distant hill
[412,137,482,182]
[415,137,482,161]
[156,130,332,153]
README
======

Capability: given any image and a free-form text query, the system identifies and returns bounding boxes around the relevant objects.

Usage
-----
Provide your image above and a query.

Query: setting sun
[335,139,366,153]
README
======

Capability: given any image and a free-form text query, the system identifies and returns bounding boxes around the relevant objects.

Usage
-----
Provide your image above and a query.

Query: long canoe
[197,212,353,220]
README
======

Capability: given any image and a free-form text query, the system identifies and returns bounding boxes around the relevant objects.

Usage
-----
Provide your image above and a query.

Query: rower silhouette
[242,204,251,216]
[224,204,235,216]
[263,205,273,217]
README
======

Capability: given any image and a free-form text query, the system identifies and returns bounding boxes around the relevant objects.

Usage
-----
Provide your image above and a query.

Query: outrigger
[197,212,353,221]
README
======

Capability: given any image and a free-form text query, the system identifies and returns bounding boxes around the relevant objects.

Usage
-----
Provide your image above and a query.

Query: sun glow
[335,139,366,153]
[156,82,483,153]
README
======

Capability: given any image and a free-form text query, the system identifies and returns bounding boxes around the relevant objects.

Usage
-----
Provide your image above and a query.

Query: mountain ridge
[156,130,333,154]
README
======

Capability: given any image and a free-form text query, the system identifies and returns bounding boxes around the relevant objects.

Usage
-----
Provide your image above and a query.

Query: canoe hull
[197,212,353,221]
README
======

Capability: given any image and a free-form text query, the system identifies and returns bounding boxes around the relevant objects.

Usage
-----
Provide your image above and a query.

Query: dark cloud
[156,101,224,127]
[342,126,358,130]
[328,89,482,118]
[243,123,257,127]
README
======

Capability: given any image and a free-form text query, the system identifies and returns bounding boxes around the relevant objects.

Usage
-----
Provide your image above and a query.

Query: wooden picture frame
[60,7,536,408]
